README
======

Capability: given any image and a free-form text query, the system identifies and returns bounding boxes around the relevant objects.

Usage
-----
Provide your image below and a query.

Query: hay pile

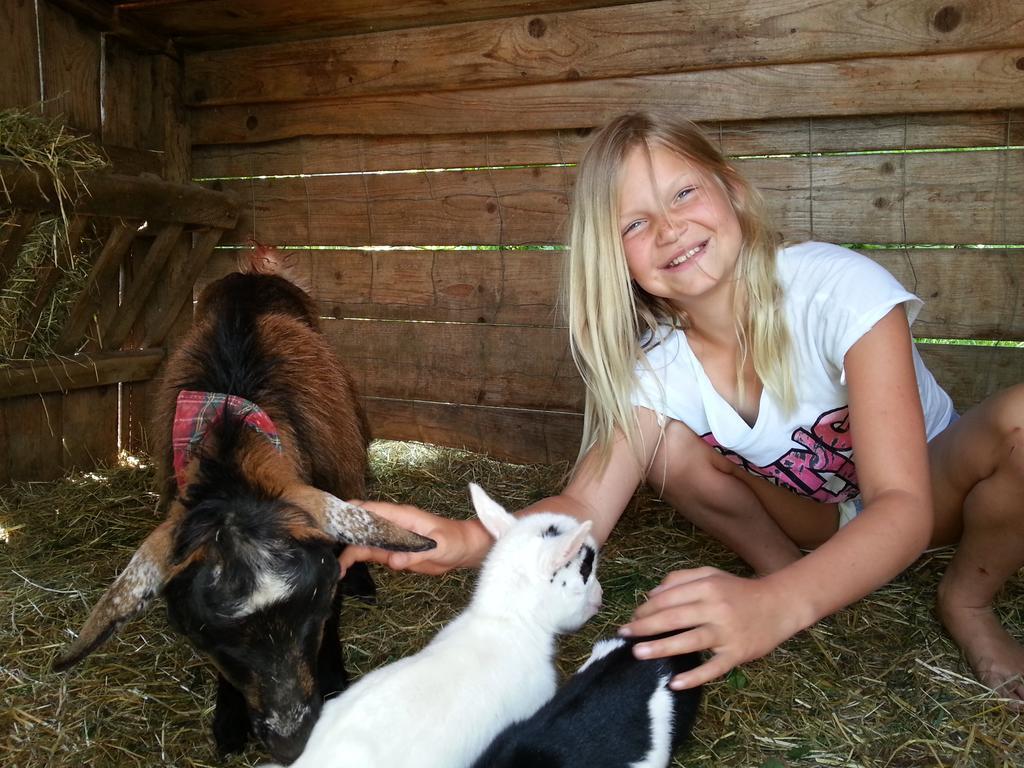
[0,109,108,361]
[1,441,1021,767]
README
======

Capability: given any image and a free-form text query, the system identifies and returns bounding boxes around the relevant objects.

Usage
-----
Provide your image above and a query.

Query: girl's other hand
[338,501,488,576]
[618,566,801,689]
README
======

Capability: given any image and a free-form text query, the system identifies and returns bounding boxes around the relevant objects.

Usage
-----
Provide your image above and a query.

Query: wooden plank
[39,1,101,132]
[103,223,185,349]
[217,165,572,247]
[323,318,583,411]
[364,397,582,465]
[212,149,1024,248]
[0,349,165,399]
[185,0,1024,107]
[60,384,119,470]
[0,158,239,228]
[322,318,1023,416]
[46,0,174,53]
[191,48,1024,144]
[102,39,152,148]
[119,0,639,50]
[920,344,1024,414]
[0,211,40,292]
[871,249,1024,343]
[54,221,137,353]
[195,130,586,178]
[193,112,1018,180]
[122,52,194,459]
[143,227,225,347]
[151,53,190,183]
[1,393,64,480]
[200,246,1024,342]
[809,149,1024,244]
[0,0,41,109]
[363,343,1023,464]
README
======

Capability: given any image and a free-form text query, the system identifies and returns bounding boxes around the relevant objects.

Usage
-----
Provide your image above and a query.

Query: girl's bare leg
[649,420,836,576]
[930,384,1024,701]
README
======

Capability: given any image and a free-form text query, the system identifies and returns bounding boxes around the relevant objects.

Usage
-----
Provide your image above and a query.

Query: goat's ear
[469,483,516,541]
[53,520,175,671]
[298,489,436,552]
[547,520,593,572]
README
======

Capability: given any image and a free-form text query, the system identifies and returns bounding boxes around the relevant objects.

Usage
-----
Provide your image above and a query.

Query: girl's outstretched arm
[621,306,934,689]
[340,409,663,575]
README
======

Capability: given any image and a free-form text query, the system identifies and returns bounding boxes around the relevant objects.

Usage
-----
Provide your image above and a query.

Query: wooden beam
[0,158,239,228]
[55,221,137,354]
[143,227,224,347]
[193,112,1019,180]
[0,349,165,399]
[46,0,175,54]
[102,222,184,349]
[118,0,639,50]
[184,0,1024,107]
[191,48,1024,144]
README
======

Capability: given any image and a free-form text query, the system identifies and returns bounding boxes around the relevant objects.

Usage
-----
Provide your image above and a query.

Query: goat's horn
[300,490,436,552]
[53,520,175,671]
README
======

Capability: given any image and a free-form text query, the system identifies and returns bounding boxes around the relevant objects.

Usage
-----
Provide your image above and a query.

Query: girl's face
[617,144,743,308]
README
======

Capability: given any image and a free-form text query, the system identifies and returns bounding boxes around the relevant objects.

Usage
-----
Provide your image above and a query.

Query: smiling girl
[343,112,1024,702]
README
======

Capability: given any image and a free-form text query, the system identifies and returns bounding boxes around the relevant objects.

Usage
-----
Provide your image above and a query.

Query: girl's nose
[655,213,684,244]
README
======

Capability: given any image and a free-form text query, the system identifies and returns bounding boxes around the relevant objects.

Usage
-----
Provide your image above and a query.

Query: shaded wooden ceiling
[98,0,641,50]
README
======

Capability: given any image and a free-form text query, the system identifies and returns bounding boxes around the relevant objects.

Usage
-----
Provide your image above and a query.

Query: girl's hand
[338,501,489,576]
[618,566,801,689]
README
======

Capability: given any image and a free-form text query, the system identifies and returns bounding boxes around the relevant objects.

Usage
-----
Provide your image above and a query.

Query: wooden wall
[188,0,1024,464]
[0,0,189,482]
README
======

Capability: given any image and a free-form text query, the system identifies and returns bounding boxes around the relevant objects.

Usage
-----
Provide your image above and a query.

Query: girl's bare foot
[937,591,1024,705]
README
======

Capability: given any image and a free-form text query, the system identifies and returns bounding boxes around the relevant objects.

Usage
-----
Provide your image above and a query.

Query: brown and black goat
[54,250,435,763]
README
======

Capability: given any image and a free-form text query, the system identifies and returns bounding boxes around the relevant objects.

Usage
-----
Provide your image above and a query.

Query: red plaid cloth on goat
[172,390,283,491]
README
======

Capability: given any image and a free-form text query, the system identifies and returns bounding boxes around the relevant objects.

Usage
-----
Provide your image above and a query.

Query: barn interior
[1,1,1022,766]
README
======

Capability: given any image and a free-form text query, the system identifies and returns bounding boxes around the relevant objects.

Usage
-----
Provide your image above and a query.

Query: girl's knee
[647,421,743,507]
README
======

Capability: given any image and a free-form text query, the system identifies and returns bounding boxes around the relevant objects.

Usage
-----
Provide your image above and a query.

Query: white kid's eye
[675,186,696,202]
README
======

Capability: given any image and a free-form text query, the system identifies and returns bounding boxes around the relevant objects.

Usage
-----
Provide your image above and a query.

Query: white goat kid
[264,482,602,768]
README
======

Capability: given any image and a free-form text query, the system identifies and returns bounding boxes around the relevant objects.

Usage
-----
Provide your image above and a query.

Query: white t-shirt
[631,241,954,504]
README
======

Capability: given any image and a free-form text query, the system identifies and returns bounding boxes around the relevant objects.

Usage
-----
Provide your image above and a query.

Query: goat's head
[54,437,434,762]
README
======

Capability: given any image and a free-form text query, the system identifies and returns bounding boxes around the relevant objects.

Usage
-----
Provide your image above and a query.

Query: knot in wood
[932,5,961,33]
[528,18,547,38]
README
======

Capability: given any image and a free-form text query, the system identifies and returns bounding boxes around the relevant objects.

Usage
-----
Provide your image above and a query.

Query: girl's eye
[622,219,644,236]
[675,186,696,203]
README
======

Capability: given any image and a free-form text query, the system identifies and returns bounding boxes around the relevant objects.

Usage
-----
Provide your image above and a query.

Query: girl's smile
[663,238,709,270]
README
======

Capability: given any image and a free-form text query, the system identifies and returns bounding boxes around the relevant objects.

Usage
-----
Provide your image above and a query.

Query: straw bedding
[1,441,1021,767]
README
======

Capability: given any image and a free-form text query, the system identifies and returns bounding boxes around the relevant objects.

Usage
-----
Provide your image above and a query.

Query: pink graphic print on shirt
[702,406,859,503]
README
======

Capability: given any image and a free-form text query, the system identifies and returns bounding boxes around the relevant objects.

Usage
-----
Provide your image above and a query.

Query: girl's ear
[469,483,516,540]
[547,520,593,572]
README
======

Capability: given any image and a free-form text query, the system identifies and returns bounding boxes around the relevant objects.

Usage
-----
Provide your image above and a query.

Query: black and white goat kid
[470,634,702,768]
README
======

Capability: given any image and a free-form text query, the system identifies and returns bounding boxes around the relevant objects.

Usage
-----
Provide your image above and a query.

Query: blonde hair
[565,112,795,474]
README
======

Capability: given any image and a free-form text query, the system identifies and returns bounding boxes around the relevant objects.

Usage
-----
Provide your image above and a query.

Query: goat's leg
[338,557,376,604]
[212,674,251,756]
[318,589,348,699]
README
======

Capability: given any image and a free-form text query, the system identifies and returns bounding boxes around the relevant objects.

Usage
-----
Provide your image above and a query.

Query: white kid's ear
[547,520,593,572]
[469,483,516,540]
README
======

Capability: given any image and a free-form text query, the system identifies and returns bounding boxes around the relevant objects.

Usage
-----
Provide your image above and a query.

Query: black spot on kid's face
[579,545,595,582]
